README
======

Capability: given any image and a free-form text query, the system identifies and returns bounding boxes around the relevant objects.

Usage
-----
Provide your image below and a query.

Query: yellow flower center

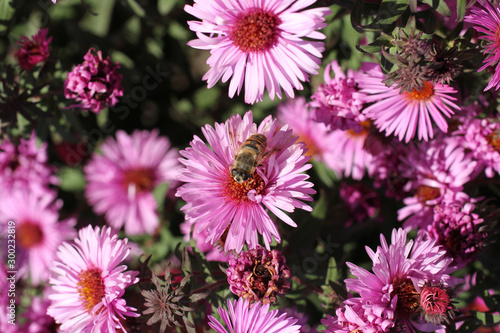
[77,267,106,313]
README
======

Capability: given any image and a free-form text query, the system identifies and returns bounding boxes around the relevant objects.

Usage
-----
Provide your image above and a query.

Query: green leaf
[153,182,169,214]
[58,167,86,192]
[356,33,393,54]
[311,160,337,188]
[457,0,467,22]
[96,107,109,128]
[457,317,483,333]
[0,0,15,34]
[311,191,327,219]
[476,311,500,326]
[126,0,146,18]
[422,0,451,17]
[325,257,339,283]
[158,0,178,16]
[79,0,116,37]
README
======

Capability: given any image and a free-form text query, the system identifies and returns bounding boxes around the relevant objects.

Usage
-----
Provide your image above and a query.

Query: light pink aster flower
[329,228,457,332]
[84,130,179,235]
[64,48,123,113]
[0,188,75,285]
[0,131,58,197]
[327,122,376,180]
[397,136,477,229]
[185,0,331,104]
[208,297,301,333]
[14,28,52,71]
[359,62,460,142]
[310,60,367,131]
[47,225,139,333]
[465,0,500,91]
[276,96,342,174]
[176,111,315,253]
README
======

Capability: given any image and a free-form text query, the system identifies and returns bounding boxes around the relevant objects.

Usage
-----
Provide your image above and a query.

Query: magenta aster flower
[465,0,500,91]
[276,96,342,173]
[397,136,477,229]
[0,131,58,197]
[84,130,179,235]
[64,48,123,113]
[14,28,52,71]
[226,246,291,304]
[333,228,457,332]
[455,116,500,178]
[47,225,139,333]
[176,111,315,253]
[184,0,331,104]
[0,188,75,285]
[208,297,301,333]
[428,197,488,266]
[339,182,382,227]
[310,60,367,131]
[359,63,459,142]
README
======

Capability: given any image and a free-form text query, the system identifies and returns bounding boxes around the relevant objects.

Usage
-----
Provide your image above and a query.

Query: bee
[231,133,268,183]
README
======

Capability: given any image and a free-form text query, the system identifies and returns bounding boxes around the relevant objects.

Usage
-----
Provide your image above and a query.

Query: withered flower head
[419,283,456,325]
[425,45,462,86]
[226,246,291,305]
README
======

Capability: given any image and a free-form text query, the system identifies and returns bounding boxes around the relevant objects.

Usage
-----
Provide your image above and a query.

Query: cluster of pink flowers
[14,28,52,71]
[64,48,123,113]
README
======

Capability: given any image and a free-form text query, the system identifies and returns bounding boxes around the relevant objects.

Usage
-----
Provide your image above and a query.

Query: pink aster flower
[359,62,459,142]
[184,0,331,104]
[310,60,367,131]
[427,197,489,266]
[327,122,376,180]
[226,246,291,304]
[208,297,301,333]
[339,182,382,227]
[0,188,75,285]
[84,130,179,235]
[19,292,56,333]
[180,220,230,262]
[276,96,342,173]
[397,136,478,229]
[465,0,500,91]
[64,48,123,113]
[176,111,315,253]
[14,28,52,71]
[455,116,500,178]
[331,228,457,332]
[47,225,139,333]
[0,131,58,197]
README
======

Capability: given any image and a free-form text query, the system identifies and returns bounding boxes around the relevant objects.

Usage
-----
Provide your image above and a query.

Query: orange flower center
[391,275,420,318]
[18,221,43,248]
[77,267,106,313]
[416,185,441,204]
[346,120,371,138]
[230,9,281,53]
[297,133,321,157]
[122,168,156,193]
[224,170,266,204]
[405,81,434,101]
[486,130,500,152]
